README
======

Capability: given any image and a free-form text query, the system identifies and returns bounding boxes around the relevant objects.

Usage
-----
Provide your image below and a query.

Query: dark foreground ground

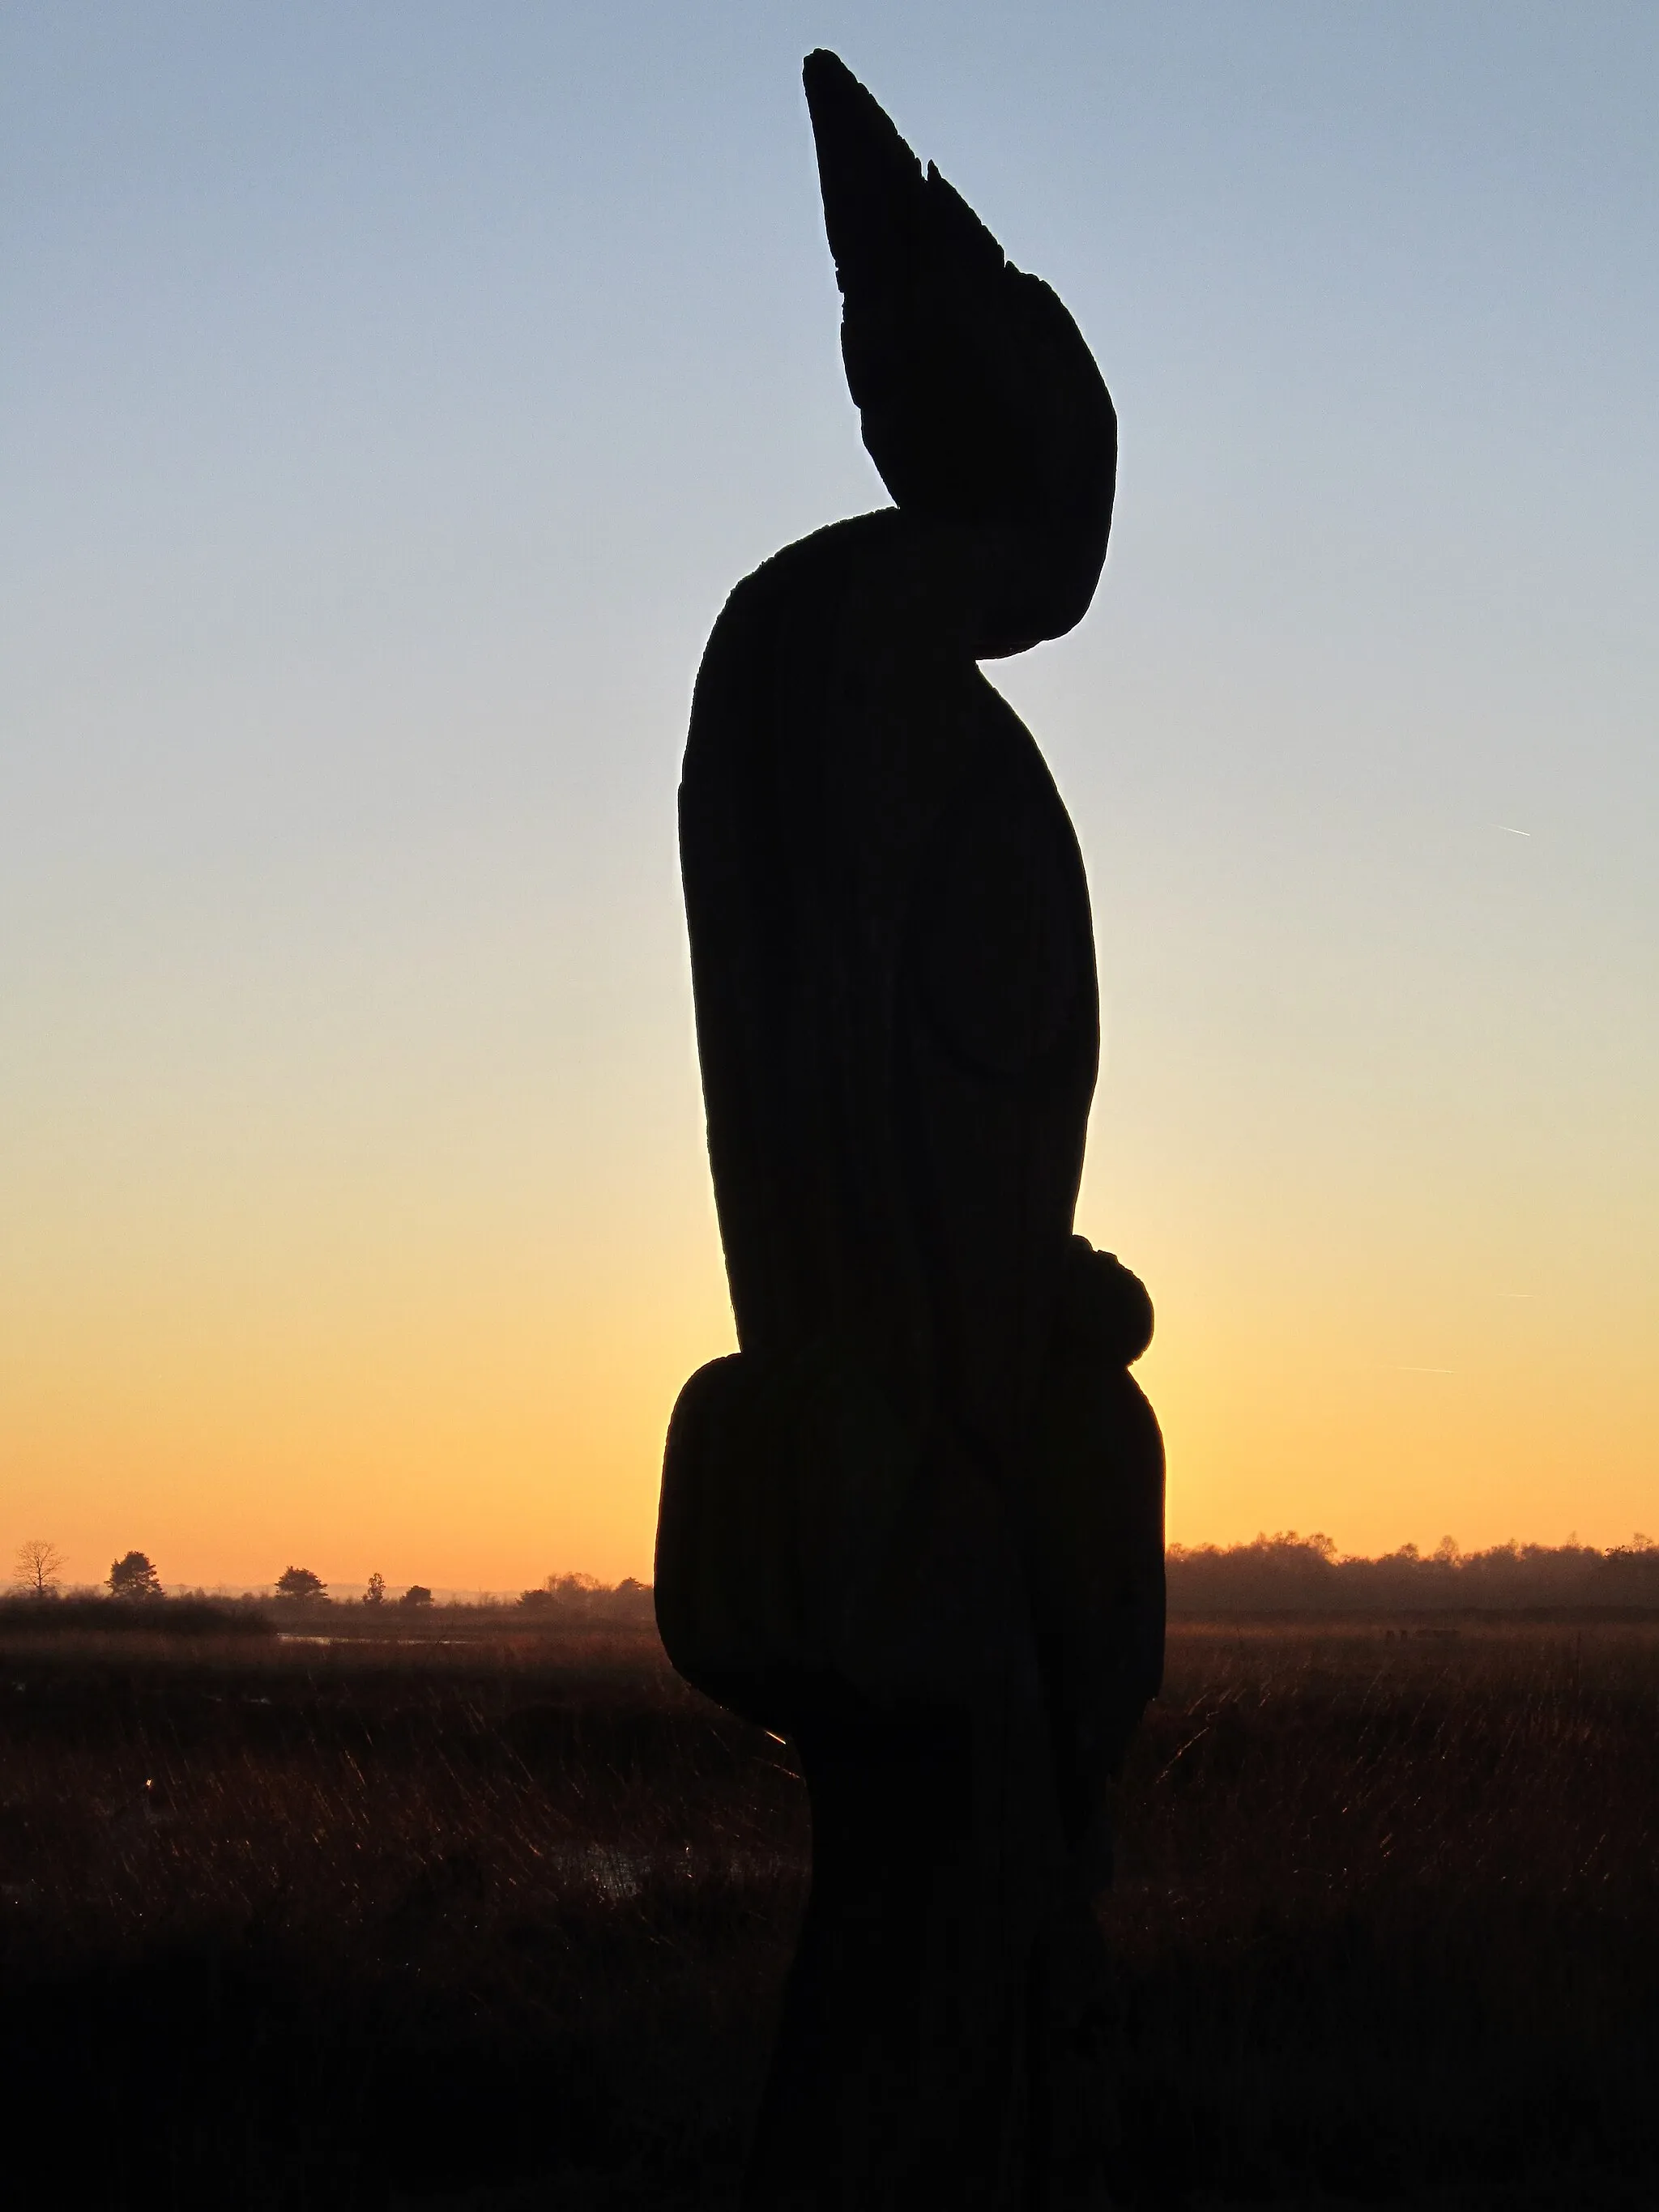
[1,1613,1654,2210]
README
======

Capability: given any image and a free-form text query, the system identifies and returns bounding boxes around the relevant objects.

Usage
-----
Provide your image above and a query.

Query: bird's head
[803,50,1116,658]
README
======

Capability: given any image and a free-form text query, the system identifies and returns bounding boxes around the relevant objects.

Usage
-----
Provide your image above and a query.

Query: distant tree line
[1166,1532,1659,1613]
[15,1535,1653,1622]
[516,1573,654,1622]
[3,1548,446,1611]
[276,1568,431,1607]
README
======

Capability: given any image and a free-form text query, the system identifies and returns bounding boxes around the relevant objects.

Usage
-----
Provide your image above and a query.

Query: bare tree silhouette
[14,1539,64,1599]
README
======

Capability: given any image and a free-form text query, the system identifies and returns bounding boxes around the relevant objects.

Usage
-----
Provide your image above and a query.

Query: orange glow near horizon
[5,1049,1653,1595]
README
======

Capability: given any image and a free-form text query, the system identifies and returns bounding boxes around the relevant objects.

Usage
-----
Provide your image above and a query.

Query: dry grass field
[1,1609,1654,2210]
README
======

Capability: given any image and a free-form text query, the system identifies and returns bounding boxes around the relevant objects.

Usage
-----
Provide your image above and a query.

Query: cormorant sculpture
[657,52,1164,2210]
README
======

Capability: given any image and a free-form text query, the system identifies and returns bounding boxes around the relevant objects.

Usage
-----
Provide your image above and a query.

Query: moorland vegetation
[0,1593,1654,2208]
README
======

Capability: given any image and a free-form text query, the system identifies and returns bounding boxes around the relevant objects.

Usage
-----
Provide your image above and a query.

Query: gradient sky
[3,2,1655,1592]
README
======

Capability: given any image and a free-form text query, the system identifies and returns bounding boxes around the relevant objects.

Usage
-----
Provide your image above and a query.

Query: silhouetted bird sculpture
[657,51,1164,2211]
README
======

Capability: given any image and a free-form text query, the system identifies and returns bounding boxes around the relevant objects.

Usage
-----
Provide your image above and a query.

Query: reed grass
[1,1618,1653,2208]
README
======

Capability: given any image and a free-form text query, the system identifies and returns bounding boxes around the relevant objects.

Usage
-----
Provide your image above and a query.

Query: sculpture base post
[742,1709,1116,2212]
